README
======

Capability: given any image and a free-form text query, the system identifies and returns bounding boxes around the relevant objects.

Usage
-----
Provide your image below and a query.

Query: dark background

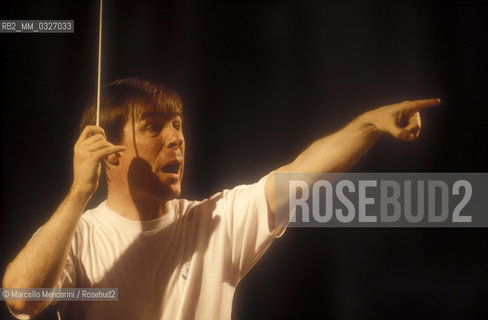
[1,0,487,319]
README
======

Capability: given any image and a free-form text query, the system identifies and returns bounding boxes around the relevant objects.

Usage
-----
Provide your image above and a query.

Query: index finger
[79,125,107,140]
[402,98,441,113]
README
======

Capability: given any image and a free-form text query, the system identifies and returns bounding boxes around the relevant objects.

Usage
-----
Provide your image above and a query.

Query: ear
[105,153,121,166]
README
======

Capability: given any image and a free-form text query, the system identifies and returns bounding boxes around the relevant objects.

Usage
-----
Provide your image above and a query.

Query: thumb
[390,127,414,141]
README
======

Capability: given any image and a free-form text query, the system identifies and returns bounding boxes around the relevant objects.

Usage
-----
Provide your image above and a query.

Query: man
[3,78,440,319]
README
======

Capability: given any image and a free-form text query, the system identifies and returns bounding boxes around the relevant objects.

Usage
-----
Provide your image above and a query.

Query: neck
[106,184,170,221]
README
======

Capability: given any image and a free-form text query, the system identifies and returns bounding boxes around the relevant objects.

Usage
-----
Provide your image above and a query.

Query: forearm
[4,125,122,288]
[2,186,91,315]
[265,115,378,215]
[282,116,379,173]
[2,125,125,317]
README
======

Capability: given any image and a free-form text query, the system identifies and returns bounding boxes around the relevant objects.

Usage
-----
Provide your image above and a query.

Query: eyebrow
[138,111,181,120]
[139,111,164,120]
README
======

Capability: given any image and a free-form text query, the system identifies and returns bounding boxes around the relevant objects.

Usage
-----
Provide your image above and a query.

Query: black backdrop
[1,0,487,319]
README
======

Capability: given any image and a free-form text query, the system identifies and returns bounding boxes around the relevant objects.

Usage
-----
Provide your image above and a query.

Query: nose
[164,123,184,149]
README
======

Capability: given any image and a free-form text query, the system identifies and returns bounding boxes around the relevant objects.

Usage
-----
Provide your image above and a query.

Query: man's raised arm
[2,126,126,318]
[265,99,441,213]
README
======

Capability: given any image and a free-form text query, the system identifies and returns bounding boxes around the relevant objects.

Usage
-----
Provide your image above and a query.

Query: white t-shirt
[54,175,286,320]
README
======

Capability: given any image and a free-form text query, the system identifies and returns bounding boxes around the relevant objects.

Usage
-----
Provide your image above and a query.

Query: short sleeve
[51,232,78,315]
[56,251,77,289]
[223,174,287,281]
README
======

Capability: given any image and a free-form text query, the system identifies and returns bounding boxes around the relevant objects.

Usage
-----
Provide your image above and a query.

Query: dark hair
[80,78,183,144]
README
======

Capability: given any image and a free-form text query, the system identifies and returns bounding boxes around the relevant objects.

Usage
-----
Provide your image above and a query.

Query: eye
[144,122,163,135]
[172,119,182,130]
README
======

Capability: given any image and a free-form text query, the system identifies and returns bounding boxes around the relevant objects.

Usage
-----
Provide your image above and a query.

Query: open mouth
[160,162,180,174]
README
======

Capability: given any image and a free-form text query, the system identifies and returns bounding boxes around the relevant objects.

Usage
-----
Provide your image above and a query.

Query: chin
[166,185,181,199]
[155,180,181,200]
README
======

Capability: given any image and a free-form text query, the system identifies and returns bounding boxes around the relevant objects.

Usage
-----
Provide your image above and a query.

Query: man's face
[115,109,185,201]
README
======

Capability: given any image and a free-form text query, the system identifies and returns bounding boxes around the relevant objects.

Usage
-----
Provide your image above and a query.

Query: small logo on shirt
[180,262,190,280]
